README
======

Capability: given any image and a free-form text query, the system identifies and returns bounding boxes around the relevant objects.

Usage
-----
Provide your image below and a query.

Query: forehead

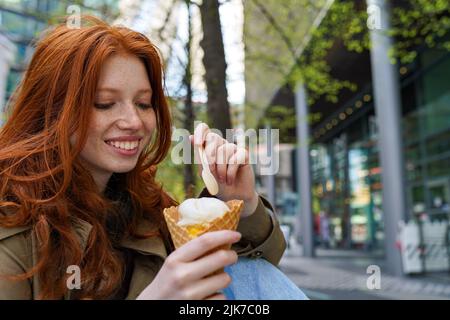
[97,54,152,93]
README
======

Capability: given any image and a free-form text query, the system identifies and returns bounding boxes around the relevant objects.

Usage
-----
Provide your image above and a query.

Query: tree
[390,0,450,64]
[182,0,197,198]
[148,0,207,200]
[244,0,449,139]
[199,0,233,135]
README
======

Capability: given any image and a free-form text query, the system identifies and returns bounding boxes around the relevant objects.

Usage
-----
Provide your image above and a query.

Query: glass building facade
[310,46,450,251]
[311,107,383,250]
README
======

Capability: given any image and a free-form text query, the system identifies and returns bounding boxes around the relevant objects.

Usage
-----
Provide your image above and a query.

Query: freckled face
[73,54,156,188]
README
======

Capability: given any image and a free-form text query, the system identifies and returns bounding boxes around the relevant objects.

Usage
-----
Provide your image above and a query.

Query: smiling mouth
[105,140,140,151]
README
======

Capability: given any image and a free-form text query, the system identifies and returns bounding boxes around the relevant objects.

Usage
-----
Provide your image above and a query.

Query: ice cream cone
[163,199,243,250]
[164,199,243,275]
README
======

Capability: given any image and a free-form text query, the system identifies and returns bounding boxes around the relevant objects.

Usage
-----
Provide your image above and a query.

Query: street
[279,241,450,300]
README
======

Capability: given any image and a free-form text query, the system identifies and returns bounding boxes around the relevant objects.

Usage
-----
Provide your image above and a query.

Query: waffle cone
[163,199,243,250]
[164,199,243,276]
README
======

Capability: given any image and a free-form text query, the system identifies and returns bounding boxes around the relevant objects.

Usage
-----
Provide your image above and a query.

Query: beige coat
[0,194,286,299]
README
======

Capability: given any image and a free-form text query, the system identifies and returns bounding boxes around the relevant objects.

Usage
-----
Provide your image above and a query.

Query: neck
[76,158,113,194]
[95,172,112,194]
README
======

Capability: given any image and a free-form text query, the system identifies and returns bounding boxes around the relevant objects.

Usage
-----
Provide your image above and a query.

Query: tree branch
[250,0,297,61]
[155,0,177,42]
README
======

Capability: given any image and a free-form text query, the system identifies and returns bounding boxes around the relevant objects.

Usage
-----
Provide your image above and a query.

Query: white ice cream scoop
[178,197,230,226]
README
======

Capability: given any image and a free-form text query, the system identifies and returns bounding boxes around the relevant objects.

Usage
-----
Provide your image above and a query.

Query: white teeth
[106,140,139,150]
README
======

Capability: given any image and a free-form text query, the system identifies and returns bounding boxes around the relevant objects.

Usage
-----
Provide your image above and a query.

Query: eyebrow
[97,88,152,94]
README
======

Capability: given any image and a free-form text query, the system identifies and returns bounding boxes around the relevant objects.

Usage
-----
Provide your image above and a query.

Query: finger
[226,148,248,185]
[187,272,232,300]
[190,135,201,171]
[194,122,209,147]
[204,133,225,174]
[216,143,236,184]
[171,230,241,262]
[186,249,238,280]
[205,293,226,300]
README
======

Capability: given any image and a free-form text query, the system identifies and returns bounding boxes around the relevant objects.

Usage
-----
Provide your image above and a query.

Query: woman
[0,16,306,300]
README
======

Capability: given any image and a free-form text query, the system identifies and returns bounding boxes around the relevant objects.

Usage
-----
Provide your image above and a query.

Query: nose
[116,102,144,131]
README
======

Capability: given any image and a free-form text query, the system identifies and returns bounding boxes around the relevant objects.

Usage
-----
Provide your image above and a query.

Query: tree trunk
[199,0,232,135]
[184,0,196,198]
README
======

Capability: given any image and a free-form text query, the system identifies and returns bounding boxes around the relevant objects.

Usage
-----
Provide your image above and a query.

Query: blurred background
[0,0,449,299]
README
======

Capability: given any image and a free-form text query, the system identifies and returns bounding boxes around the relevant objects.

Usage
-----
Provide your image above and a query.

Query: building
[245,0,450,275]
[0,32,15,115]
[0,0,119,123]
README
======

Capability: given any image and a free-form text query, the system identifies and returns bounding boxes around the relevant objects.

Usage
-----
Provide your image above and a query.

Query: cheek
[79,136,98,159]
[144,110,157,135]
[80,121,104,155]
[86,116,107,145]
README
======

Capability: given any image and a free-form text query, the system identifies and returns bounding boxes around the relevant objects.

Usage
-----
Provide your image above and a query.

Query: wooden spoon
[198,145,219,195]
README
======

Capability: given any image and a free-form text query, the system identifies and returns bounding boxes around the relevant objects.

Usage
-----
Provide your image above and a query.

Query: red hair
[0,16,176,299]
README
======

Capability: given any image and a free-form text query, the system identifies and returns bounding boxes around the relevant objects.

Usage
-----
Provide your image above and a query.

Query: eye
[94,102,115,109]
[136,102,154,110]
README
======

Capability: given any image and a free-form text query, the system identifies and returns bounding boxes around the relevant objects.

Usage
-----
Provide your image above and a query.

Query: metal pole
[295,84,315,257]
[367,0,406,276]
[265,124,276,206]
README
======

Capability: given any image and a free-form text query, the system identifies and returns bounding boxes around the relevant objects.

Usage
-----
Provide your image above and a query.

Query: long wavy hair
[0,16,176,299]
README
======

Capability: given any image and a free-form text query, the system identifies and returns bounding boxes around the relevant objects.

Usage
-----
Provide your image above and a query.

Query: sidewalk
[279,240,450,300]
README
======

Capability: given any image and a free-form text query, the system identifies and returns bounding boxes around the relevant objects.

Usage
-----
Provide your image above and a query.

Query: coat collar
[64,215,168,300]
[0,214,168,260]
[71,215,168,259]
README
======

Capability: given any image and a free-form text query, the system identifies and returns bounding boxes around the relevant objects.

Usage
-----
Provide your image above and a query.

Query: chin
[111,164,137,173]
[105,160,138,173]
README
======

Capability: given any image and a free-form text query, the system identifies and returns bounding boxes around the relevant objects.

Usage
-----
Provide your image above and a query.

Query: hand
[191,123,259,217]
[136,230,241,300]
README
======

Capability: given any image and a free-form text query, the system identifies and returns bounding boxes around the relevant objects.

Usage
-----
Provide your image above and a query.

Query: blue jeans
[222,257,309,300]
